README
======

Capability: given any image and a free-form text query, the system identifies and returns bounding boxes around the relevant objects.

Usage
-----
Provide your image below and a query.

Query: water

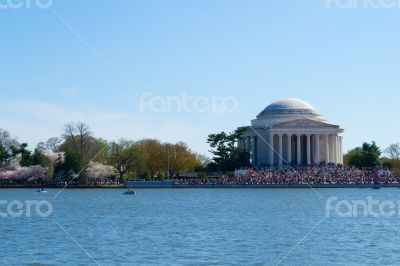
[1,188,400,266]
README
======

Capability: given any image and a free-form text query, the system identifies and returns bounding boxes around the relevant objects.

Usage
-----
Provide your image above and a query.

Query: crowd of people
[174,165,399,185]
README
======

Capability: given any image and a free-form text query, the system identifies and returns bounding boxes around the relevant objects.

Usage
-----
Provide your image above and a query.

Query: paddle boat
[36,188,48,193]
[123,189,136,195]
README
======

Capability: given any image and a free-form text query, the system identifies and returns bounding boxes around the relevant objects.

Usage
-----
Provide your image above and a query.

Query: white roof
[253,98,327,127]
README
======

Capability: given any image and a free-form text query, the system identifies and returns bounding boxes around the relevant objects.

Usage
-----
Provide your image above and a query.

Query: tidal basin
[1,188,400,265]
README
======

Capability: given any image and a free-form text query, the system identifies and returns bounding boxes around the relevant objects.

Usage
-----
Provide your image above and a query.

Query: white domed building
[238,98,344,167]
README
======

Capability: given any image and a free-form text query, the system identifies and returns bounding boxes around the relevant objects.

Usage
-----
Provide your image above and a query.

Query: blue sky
[1,0,399,156]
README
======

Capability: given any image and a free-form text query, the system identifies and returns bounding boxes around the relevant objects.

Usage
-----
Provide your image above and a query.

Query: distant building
[238,98,344,167]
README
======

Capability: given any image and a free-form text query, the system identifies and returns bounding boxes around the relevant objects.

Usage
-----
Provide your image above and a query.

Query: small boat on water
[36,188,48,193]
[123,189,136,195]
[372,181,381,190]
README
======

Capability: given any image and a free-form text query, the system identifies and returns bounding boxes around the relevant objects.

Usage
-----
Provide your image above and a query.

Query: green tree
[362,141,381,167]
[138,139,166,179]
[344,141,381,167]
[344,148,363,167]
[31,149,53,179]
[108,140,147,181]
[207,128,249,172]
[11,143,32,167]
[62,149,86,182]
[53,148,85,182]
[167,142,199,176]
[31,149,51,168]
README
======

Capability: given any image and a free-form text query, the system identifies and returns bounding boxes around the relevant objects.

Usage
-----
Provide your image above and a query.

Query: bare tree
[76,122,91,158]
[0,128,18,151]
[36,142,47,152]
[63,122,92,156]
[46,137,62,152]
[385,143,400,159]
[0,128,19,165]
[63,122,78,152]
[36,137,62,152]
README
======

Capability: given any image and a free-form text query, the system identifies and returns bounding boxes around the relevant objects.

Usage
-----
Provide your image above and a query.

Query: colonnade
[239,133,343,167]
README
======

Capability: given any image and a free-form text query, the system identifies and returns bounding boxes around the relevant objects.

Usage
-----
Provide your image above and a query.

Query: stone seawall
[126,181,400,189]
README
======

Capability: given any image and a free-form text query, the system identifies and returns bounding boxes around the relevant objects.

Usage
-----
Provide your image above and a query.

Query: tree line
[344,142,400,174]
[0,123,207,183]
[2,124,400,183]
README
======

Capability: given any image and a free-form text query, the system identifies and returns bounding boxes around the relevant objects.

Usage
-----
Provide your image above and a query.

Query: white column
[306,134,311,165]
[339,136,343,164]
[315,134,320,165]
[246,136,251,152]
[287,134,292,164]
[278,134,283,167]
[257,135,263,167]
[332,134,337,165]
[324,134,330,164]
[296,134,301,166]
[260,135,267,165]
[252,136,257,166]
[269,134,274,167]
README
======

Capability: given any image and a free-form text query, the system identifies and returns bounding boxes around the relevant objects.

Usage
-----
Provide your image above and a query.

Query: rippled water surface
[1,188,399,266]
